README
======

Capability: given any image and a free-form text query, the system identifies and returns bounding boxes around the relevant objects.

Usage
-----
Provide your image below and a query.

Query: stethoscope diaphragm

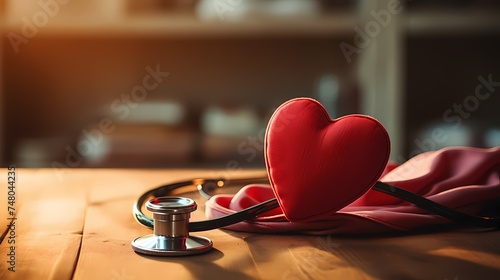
[131,197,213,256]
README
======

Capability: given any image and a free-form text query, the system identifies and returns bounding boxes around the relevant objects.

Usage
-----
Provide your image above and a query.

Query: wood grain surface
[0,168,499,280]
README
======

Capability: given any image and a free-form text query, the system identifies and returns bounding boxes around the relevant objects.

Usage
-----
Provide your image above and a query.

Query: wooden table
[1,168,499,280]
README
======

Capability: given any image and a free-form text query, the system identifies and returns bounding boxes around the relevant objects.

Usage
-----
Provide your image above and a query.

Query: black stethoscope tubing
[133,177,500,232]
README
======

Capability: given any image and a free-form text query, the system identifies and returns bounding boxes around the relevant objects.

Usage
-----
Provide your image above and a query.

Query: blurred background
[0,0,499,168]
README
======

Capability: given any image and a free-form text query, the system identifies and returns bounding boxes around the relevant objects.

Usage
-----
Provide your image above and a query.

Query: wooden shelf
[3,9,499,37]
[1,13,358,38]
[406,11,500,34]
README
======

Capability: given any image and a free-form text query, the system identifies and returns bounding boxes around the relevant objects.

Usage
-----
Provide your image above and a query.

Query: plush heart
[265,98,391,222]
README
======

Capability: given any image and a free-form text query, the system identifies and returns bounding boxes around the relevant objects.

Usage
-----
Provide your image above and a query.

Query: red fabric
[206,146,500,234]
[204,98,500,234]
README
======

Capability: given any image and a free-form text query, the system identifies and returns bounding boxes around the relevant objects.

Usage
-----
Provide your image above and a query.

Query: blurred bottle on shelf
[316,73,340,118]
[196,0,320,21]
[315,73,360,119]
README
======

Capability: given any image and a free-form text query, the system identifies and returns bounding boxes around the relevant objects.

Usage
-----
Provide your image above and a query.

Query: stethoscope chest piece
[131,196,213,256]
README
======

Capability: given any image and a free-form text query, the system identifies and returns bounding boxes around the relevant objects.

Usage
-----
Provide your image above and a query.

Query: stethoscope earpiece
[131,196,213,256]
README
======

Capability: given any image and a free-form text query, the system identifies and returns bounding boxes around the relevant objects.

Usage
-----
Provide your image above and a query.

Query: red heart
[265,98,391,222]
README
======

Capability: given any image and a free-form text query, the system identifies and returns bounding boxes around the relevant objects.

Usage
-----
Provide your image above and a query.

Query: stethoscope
[131,176,500,257]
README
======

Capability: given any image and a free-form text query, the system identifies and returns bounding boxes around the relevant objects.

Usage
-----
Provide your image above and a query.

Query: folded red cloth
[205,146,500,234]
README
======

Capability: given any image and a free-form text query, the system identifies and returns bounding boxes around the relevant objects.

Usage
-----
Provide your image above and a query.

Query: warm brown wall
[1,34,355,164]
